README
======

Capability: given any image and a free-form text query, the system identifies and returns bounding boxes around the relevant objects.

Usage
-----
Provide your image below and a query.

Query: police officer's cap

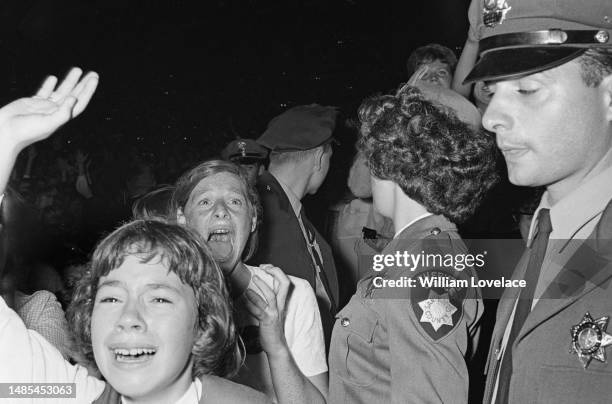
[464,0,612,84]
[221,139,268,163]
[257,104,338,152]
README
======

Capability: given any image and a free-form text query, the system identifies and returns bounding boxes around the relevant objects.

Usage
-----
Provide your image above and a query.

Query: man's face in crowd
[238,162,262,185]
[419,60,453,88]
[91,254,198,402]
[482,60,612,200]
[178,172,255,273]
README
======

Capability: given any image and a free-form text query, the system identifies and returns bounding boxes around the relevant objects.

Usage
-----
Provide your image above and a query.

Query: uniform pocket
[535,364,612,404]
[334,301,379,387]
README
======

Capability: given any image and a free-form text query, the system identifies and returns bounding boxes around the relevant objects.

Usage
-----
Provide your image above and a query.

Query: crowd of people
[1,0,612,403]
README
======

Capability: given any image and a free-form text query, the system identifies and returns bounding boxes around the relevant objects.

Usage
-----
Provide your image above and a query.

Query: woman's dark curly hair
[358,85,499,223]
[66,219,243,379]
[171,159,262,262]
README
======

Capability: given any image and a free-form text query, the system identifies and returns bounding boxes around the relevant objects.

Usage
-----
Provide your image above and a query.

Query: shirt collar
[273,174,302,218]
[121,378,201,404]
[394,213,434,238]
[528,161,612,243]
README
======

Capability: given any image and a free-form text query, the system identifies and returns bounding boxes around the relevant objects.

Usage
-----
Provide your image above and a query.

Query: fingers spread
[51,68,83,102]
[35,76,58,98]
[71,72,99,117]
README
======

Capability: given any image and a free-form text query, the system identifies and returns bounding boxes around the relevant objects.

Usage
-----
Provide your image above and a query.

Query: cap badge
[483,0,512,28]
[238,141,247,157]
[570,312,612,368]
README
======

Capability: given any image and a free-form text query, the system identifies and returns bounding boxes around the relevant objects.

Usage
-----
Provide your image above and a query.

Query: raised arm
[0,67,98,196]
[451,0,481,98]
[451,37,479,98]
[0,295,105,400]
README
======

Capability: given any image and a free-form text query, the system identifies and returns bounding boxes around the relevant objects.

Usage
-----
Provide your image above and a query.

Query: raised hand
[243,264,291,357]
[0,67,99,153]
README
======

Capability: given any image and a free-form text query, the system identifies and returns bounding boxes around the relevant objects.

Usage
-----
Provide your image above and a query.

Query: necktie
[497,208,552,403]
[301,211,335,312]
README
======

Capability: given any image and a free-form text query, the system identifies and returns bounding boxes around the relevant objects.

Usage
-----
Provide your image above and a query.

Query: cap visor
[464,47,585,84]
[230,156,265,164]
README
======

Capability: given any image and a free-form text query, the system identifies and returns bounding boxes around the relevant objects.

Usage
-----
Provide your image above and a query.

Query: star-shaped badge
[483,0,512,27]
[570,312,612,368]
[418,291,457,332]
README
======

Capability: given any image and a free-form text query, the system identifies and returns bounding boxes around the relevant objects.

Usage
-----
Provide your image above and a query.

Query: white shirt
[232,265,327,397]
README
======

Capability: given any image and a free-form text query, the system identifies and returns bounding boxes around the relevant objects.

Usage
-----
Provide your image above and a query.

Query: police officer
[462,0,612,403]
[221,138,268,185]
[328,84,498,403]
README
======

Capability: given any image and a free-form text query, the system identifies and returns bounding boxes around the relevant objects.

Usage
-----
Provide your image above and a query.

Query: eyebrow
[98,279,123,288]
[97,280,182,294]
[188,187,246,203]
[145,283,182,294]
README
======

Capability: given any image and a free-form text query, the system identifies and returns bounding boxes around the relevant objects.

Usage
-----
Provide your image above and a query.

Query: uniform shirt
[329,215,483,404]
[491,160,612,403]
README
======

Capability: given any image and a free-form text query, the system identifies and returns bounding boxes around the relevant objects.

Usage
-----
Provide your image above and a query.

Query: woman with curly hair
[328,84,499,403]
[0,219,270,403]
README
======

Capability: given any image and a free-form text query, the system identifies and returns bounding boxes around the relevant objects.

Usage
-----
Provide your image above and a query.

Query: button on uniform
[341,317,350,327]
[431,227,441,235]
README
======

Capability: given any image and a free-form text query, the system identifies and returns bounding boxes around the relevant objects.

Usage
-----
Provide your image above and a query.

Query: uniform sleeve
[386,298,470,404]
[284,277,328,377]
[467,0,482,41]
[383,236,483,404]
[0,296,105,403]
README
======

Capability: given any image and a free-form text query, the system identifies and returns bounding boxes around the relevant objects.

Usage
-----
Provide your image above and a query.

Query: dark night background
[0,0,471,152]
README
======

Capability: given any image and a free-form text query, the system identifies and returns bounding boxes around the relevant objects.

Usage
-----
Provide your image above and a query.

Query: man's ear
[313,146,325,171]
[251,215,257,233]
[176,208,186,225]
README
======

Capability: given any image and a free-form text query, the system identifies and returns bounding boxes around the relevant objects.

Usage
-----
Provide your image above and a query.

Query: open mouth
[206,228,234,262]
[208,228,231,242]
[112,348,157,363]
